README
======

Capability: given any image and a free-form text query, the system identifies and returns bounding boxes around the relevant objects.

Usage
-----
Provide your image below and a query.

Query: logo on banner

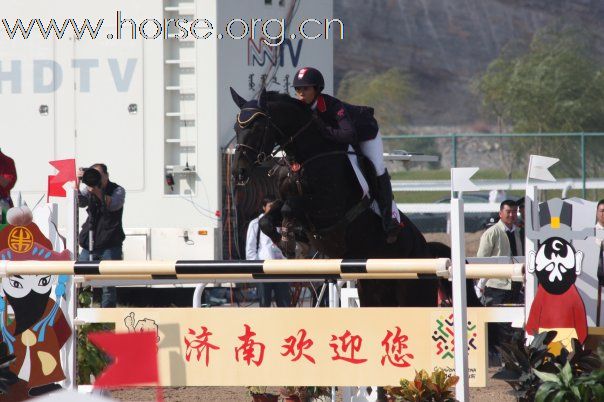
[431,313,477,360]
[247,38,304,68]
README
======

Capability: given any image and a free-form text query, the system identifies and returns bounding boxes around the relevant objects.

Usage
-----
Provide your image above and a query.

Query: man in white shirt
[476,199,524,366]
[246,197,291,307]
[476,199,524,305]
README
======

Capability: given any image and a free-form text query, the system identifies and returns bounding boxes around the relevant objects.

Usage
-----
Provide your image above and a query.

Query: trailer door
[73,37,145,191]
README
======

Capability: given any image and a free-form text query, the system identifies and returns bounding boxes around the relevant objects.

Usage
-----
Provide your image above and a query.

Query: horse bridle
[236,106,314,166]
[236,108,272,166]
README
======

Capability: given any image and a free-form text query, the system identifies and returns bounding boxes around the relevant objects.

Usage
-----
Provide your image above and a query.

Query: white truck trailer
[0,0,336,260]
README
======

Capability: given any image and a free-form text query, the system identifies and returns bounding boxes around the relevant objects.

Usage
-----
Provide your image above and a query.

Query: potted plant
[533,361,604,401]
[246,386,279,402]
[304,386,331,401]
[385,368,459,402]
[279,386,301,402]
[494,331,602,402]
[279,386,331,402]
[492,331,557,401]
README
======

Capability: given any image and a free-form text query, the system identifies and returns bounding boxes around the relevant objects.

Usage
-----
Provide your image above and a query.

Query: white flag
[527,155,559,182]
[451,167,479,192]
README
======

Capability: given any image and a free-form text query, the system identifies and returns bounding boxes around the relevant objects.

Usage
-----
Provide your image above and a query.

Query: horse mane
[265,91,310,114]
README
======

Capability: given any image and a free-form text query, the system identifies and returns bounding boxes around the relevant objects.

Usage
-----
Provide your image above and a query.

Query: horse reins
[269,117,315,157]
[236,106,315,167]
[236,108,271,166]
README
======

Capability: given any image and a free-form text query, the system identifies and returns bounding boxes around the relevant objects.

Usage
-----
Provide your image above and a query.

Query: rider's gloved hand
[311,114,330,138]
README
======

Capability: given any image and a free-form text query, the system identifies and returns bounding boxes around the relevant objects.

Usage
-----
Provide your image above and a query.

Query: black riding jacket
[314,94,379,144]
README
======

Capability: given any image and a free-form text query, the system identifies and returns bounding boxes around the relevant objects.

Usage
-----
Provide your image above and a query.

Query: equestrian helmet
[293,67,325,91]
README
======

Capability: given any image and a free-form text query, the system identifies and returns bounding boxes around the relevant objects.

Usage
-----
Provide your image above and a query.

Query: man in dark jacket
[293,67,400,243]
[77,163,126,307]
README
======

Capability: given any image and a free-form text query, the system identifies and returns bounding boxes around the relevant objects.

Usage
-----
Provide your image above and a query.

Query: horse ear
[230,87,247,109]
[258,87,268,110]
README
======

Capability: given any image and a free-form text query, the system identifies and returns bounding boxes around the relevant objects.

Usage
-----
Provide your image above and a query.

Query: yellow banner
[78,307,509,387]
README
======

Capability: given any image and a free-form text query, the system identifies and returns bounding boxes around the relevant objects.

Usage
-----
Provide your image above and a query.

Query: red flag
[47,175,65,202]
[88,331,159,388]
[47,159,76,200]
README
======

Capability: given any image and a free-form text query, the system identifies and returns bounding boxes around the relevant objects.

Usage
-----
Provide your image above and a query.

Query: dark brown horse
[231,88,439,307]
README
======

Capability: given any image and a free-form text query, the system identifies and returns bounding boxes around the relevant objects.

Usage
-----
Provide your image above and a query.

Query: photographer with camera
[77,163,126,308]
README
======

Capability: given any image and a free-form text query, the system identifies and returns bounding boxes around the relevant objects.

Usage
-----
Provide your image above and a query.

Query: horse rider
[293,67,401,243]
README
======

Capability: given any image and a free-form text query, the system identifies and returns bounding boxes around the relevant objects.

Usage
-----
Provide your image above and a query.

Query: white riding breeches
[359,133,386,176]
[346,134,401,223]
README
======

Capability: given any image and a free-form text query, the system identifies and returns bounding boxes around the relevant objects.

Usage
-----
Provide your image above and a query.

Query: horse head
[230,87,278,186]
[230,87,319,185]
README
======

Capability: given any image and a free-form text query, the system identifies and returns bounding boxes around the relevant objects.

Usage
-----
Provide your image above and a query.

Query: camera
[81,167,102,188]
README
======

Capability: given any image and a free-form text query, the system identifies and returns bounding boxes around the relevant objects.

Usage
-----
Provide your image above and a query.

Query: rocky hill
[334,0,604,126]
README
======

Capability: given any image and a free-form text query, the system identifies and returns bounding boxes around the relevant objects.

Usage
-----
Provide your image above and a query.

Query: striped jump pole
[1,258,450,279]
[0,259,524,281]
[76,263,524,282]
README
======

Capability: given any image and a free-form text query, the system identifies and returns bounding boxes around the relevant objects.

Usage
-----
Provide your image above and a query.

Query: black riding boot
[376,170,400,244]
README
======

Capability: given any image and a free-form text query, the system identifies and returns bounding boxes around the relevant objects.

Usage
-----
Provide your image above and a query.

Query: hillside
[334,0,604,126]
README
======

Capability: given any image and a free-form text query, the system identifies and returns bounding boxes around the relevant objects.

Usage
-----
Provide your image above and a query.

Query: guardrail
[392,178,604,194]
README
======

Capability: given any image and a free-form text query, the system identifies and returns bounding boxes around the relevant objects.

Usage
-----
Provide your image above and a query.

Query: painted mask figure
[0,206,72,400]
[3,275,55,338]
[527,236,587,351]
[532,237,582,295]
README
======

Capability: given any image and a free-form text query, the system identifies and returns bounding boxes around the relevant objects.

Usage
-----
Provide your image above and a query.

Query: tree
[476,24,604,177]
[337,68,411,134]
[337,69,440,166]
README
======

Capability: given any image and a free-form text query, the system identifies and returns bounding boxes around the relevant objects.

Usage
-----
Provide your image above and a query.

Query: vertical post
[64,188,78,390]
[451,198,469,402]
[581,133,586,199]
[524,185,538,333]
[451,133,458,168]
[328,280,338,402]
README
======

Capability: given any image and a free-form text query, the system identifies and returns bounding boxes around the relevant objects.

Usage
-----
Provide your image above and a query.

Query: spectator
[476,199,524,365]
[246,197,291,307]
[476,199,524,304]
[0,149,17,223]
[77,164,126,308]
